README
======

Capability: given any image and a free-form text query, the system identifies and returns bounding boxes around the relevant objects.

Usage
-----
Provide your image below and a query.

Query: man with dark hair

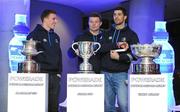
[68,13,106,73]
[27,9,62,112]
[101,7,139,112]
[40,10,57,22]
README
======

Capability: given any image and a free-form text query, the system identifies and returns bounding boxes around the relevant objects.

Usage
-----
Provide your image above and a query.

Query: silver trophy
[131,44,162,74]
[18,39,43,73]
[72,41,101,73]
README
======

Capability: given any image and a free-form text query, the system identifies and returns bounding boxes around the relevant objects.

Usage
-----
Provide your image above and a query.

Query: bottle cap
[153,21,169,40]
[15,14,27,26]
[13,14,29,34]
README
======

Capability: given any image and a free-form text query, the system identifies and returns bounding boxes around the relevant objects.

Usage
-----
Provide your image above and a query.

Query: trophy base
[132,64,160,74]
[77,70,95,74]
[18,61,40,73]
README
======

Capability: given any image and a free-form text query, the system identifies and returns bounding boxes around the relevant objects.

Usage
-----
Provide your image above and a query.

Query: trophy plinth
[72,41,101,73]
[18,39,43,73]
[131,44,162,74]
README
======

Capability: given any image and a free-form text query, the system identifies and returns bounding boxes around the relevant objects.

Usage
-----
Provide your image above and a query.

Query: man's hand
[117,42,129,51]
[110,50,119,60]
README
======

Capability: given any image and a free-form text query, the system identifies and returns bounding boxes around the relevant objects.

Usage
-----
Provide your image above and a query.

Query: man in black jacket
[27,9,62,112]
[68,13,107,74]
[101,7,139,112]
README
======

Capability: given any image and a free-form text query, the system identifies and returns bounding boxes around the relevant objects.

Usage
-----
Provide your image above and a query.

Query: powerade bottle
[8,14,29,73]
[153,21,175,73]
[153,21,175,111]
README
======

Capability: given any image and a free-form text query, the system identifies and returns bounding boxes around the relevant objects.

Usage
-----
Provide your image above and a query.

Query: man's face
[88,17,102,32]
[113,10,127,25]
[44,13,57,29]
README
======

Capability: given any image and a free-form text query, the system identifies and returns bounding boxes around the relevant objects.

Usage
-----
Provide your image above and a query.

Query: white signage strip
[8,73,48,112]
[67,74,104,112]
[129,74,168,112]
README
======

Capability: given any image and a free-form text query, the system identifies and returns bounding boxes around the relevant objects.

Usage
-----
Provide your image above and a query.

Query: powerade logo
[160,50,173,58]
[9,45,23,55]
[154,58,173,64]
[9,45,25,72]
[154,50,174,64]
[9,45,25,62]
[9,55,25,61]
[154,50,174,73]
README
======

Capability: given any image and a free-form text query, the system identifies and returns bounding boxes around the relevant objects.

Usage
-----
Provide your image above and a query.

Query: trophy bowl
[21,39,43,56]
[130,44,162,74]
[72,41,101,73]
[131,44,162,58]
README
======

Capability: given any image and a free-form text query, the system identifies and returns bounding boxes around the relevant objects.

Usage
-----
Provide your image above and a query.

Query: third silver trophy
[131,43,162,74]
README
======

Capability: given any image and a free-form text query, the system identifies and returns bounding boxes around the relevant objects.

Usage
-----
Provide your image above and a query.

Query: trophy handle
[71,42,78,53]
[36,51,43,55]
[93,42,101,54]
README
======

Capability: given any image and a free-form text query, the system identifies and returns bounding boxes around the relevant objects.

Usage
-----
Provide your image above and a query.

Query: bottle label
[9,45,25,72]
[154,50,174,73]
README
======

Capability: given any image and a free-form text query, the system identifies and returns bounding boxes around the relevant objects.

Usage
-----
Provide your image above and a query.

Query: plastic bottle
[153,21,175,73]
[8,14,29,73]
[153,21,175,111]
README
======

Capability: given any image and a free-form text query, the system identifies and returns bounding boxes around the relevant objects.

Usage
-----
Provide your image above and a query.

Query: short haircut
[89,13,102,22]
[114,7,127,16]
[41,9,57,22]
